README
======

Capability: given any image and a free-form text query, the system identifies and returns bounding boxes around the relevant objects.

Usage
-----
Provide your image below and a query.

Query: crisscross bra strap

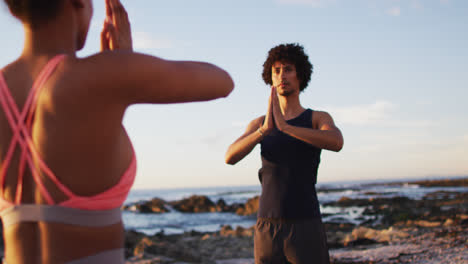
[0,55,75,205]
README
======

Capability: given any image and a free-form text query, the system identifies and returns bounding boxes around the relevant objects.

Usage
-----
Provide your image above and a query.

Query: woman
[0,0,234,263]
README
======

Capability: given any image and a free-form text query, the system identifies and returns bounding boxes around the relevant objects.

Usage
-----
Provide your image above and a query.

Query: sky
[0,0,467,189]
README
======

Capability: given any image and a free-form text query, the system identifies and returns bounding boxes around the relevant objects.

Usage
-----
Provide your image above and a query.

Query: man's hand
[260,87,276,135]
[271,86,289,131]
[101,0,133,51]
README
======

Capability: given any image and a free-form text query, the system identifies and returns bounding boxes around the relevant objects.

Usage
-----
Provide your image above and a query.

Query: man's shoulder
[310,109,332,119]
[309,109,335,128]
[312,109,331,115]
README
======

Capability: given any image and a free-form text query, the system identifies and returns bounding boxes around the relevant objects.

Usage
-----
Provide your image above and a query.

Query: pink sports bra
[0,55,136,228]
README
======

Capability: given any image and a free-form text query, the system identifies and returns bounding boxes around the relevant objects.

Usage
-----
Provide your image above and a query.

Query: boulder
[461,218,468,226]
[236,196,259,216]
[216,199,228,212]
[219,225,254,237]
[412,220,442,228]
[220,225,233,236]
[412,178,468,187]
[443,219,455,226]
[169,195,216,213]
[132,236,202,262]
[122,197,170,214]
[125,230,148,258]
[133,237,159,256]
[342,226,409,247]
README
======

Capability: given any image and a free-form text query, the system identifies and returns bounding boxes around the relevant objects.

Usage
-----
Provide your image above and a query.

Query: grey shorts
[254,217,330,264]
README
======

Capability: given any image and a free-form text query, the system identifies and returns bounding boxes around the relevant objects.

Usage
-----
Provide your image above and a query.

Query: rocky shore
[124,178,468,264]
[122,195,260,216]
[0,178,466,263]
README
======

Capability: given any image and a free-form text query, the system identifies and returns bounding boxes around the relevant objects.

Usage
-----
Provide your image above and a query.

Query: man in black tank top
[225,43,343,264]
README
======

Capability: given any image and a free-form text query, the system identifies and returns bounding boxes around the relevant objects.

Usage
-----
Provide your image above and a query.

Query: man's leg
[254,218,287,264]
[283,218,330,264]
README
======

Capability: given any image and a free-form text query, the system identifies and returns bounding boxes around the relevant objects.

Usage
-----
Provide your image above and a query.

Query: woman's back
[0,54,135,263]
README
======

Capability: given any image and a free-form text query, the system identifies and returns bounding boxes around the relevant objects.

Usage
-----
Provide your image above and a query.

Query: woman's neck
[21,14,78,58]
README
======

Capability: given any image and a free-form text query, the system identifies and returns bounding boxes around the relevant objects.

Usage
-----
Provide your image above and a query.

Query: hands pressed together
[101,0,133,51]
[259,86,288,136]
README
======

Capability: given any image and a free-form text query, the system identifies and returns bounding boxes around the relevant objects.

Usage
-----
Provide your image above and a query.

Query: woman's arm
[83,0,234,106]
[82,52,234,105]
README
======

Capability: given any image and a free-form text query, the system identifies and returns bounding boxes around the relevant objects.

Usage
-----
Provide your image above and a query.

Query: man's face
[271,61,300,96]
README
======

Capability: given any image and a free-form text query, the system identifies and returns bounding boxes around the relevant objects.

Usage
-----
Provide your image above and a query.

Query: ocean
[122,179,468,235]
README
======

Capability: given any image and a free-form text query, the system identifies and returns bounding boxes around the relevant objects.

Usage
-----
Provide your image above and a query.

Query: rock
[342,226,409,247]
[423,191,459,200]
[227,203,244,213]
[216,259,255,264]
[326,230,347,248]
[413,220,441,228]
[213,199,246,213]
[376,227,410,242]
[459,214,468,220]
[126,255,175,264]
[235,196,259,216]
[169,195,216,213]
[324,222,355,233]
[316,187,361,194]
[412,178,468,187]
[326,196,413,208]
[461,218,468,226]
[364,191,380,195]
[133,236,202,263]
[234,226,254,237]
[123,194,264,215]
[338,196,352,203]
[444,219,455,226]
[141,198,170,214]
[344,238,378,247]
[133,237,159,256]
[331,196,369,207]
[216,199,228,212]
[331,244,425,263]
[125,230,148,258]
[123,197,170,214]
[220,225,233,236]
[220,225,253,237]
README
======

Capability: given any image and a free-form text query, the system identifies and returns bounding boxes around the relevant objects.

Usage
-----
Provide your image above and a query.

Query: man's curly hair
[262,43,313,92]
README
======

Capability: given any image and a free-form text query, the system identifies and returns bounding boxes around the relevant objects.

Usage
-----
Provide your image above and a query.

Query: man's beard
[277,88,295,97]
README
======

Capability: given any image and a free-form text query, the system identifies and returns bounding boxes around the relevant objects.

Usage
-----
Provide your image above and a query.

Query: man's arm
[271,89,343,151]
[282,111,344,152]
[225,117,266,165]
[226,88,277,165]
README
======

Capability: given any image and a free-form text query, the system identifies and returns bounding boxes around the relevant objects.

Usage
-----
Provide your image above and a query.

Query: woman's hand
[101,0,133,51]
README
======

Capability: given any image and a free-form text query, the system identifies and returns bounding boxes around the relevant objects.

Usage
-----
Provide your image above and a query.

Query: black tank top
[258,109,322,218]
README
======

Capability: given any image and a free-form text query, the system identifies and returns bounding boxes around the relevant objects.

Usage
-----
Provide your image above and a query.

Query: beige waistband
[2,248,125,264]
[0,204,122,228]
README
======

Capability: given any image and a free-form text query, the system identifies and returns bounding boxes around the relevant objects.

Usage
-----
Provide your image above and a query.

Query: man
[225,43,343,264]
